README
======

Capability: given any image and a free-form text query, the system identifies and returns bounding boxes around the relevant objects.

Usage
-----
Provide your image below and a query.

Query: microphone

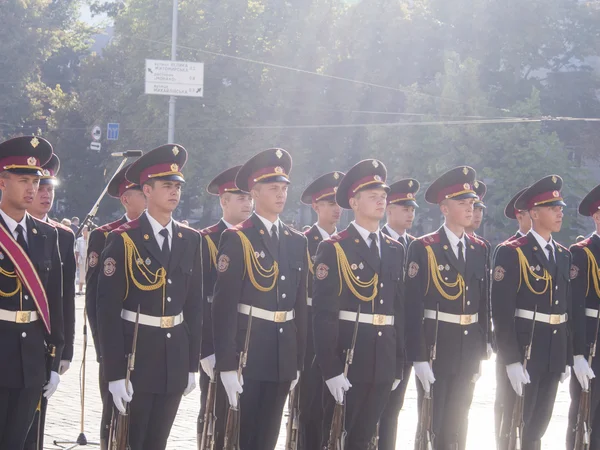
[111,150,143,157]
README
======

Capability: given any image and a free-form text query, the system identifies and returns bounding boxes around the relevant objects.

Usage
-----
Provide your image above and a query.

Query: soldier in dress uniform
[0,136,63,449]
[212,148,308,450]
[96,144,202,450]
[197,165,253,448]
[85,162,146,448]
[492,175,580,450]
[566,184,600,449]
[299,171,344,449]
[312,159,406,450]
[24,154,76,450]
[379,177,419,450]
[405,166,489,450]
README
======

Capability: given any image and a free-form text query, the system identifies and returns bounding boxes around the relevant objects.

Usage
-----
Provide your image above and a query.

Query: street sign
[91,125,102,141]
[90,142,102,151]
[107,123,120,140]
[145,59,204,98]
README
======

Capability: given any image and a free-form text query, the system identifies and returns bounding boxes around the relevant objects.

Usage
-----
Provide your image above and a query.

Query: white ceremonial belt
[121,309,183,328]
[0,309,38,324]
[515,309,567,325]
[424,310,478,326]
[307,297,313,307]
[338,310,394,326]
[586,308,600,319]
[238,304,295,323]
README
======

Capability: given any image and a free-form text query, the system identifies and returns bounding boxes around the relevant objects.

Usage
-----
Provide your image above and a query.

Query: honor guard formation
[3,136,600,450]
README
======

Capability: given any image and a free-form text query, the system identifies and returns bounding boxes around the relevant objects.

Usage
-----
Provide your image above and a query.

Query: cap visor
[451,192,478,200]
[7,168,43,176]
[40,178,58,186]
[147,174,185,183]
[257,175,290,184]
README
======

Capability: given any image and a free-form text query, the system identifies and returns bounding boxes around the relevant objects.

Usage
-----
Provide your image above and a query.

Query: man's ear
[143,183,152,197]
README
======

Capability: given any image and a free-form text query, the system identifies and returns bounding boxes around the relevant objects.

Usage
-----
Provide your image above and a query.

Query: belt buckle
[550,314,561,325]
[274,311,286,323]
[460,314,472,326]
[16,311,31,324]
[372,314,386,326]
[161,316,175,328]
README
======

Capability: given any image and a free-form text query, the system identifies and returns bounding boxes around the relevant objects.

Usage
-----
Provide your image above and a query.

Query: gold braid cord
[205,234,218,269]
[307,247,314,275]
[425,246,464,300]
[333,242,378,302]
[583,247,600,298]
[236,231,279,292]
[0,267,21,297]
[121,232,166,300]
[515,247,552,297]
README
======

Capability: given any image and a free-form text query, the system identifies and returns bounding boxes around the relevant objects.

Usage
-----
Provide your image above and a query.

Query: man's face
[251,182,288,215]
[222,192,254,224]
[386,204,415,232]
[350,188,387,222]
[0,172,41,211]
[442,197,475,228]
[531,205,563,233]
[516,210,532,233]
[121,189,147,219]
[30,183,55,217]
[143,180,182,213]
[471,206,484,230]
[313,199,341,225]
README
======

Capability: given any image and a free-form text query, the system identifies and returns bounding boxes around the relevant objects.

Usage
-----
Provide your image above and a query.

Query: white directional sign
[91,125,102,141]
[145,59,204,98]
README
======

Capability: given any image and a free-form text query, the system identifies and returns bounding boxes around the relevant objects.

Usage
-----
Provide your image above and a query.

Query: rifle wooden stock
[199,378,218,450]
[415,306,438,450]
[285,384,300,450]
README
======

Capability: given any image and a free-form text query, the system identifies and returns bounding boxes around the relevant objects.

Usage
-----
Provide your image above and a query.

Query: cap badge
[170,163,179,172]
[462,167,469,175]
[172,146,179,156]
[42,169,50,176]
[275,166,284,174]
[144,234,150,240]
[552,175,557,184]
[275,149,283,159]
[474,181,479,188]
[463,183,470,190]
[407,193,413,199]
[30,137,40,148]
[27,157,37,166]
[374,175,382,182]
[32,228,38,235]
[372,160,379,168]
[333,186,338,192]
[333,172,340,180]
[552,190,560,198]
[408,180,414,187]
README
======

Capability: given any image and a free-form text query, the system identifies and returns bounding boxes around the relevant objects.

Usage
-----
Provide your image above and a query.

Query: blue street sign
[107,123,120,140]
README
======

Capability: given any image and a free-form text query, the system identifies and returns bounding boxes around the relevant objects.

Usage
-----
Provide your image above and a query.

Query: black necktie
[15,224,28,253]
[369,232,380,259]
[159,228,170,263]
[457,241,465,270]
[271,224,279,248]
[546,244,555,264]
[400,235,407,248]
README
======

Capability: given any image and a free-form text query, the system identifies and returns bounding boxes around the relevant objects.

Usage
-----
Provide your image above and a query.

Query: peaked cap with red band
[40,153,60,185]
[301,171,345,205]
[504,187,529,219]
[235,148,292,193]
[425,166,477,205]
[387,178,420,207]
[578,183,600,217]
[473,180,487,209]
[108,162,142,198]
[0,136,53,176]
[126,144,187,185]
[336,159,389,210]
[515,175,566,211]
[207,165,244,195]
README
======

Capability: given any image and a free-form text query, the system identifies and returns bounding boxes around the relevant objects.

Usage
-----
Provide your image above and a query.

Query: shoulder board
[502,235,528,248]
[48,219,74,235]
[282,224,304,238]
[31,216,55,233]
[98,217,127,233]
[571,238,592,250]
[418,232,440,247]
[324,229,350,243]
[382,233,401,246]
[555,241,569,252]
[201,223,223,236]
[467,234,487,247]
[232,217,254,231]
[176,221,199,234]
[113,218,141,234]
[407,233,416,241]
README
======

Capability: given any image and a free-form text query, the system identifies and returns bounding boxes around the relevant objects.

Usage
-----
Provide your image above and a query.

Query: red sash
[0,225,50,333]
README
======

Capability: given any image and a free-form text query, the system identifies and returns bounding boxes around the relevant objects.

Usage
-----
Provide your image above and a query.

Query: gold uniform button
[281,275,286,281]
[466,286,469,291]
[21,332,27,338]
[380,300,384,304]
[555,300,558,305]
[380,283,384,288]
[24,295,29,300]
[553,330,557,334]
[168,279,172,284]
[279,328,283,333]
[464,330,469,335]
[282,293,286,299]
[167,333,171,338]
[378,331,382,337]
[167,297,172,302]
[467,301,471,306]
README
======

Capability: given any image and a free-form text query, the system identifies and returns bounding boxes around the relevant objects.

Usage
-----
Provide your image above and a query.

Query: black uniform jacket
[212,213,308,382]
[380,226,415,253]
[569,235,598,362]
[86,216,128,361]
[491,232,573,376]
[304,224,323,371]
[96,213,203,394]
[49,219,76,362]
[0,214,64,388]
[405,227,488,376]
[199,219,227,360]
[312,224,405,384]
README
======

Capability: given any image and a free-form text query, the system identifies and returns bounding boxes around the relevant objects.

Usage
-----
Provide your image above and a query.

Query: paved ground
[44,295,572,449]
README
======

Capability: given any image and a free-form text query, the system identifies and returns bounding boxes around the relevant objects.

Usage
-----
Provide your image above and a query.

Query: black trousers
[298,359,324,450]
[415,371,476,450]
[127,391,183,450]
[198,370,228,449]
[99,363,111,448]
[239,379,291,450]
[378,362,413,450]
[567,368,600,450]
[0,386,42,450]
[495,359,509,448]
[498,371,559,450]
[322,381,392,450]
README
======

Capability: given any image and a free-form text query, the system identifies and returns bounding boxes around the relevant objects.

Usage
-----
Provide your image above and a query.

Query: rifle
[415,305,438,450]
[34,343,56,450]
[285,381,300,450]
[327,305,361,450]
[108,306,140,450]
[573,307,600,450]
[367,422,380,450]
[508,305,537,450]
[199,375,218,450]
[223,306,253,450]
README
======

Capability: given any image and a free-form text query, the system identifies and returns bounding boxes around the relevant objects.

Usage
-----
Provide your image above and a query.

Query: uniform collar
[145,211,173,239]
[351,220,379,244]
[255,212,280,235]
[0,207,27,237]
[221,218,235,229]
[315,223,335,240]
[530,227,555,251]
[383,224,407,242]
[443,223,466,249]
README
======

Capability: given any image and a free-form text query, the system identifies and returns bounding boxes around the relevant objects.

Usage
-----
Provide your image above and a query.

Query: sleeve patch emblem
[570,265,579,280]
[493,266,505,282]
[408,261,419,278]
[316,263,329,280]
[103,257,116,277]
[88,251,99,268]
[218,254,230,273]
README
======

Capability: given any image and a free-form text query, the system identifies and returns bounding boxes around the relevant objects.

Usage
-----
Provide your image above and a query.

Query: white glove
[58,360,71,375]
[560,365,570,383]
[290,371,300,391]
[325,373,352,403]
[391,379,401,391]
[220,371,243,408]
[43,371,60,399]
[200,354,216,380]
[487,343,493,360]
[506,362,530,396]
[183,372,196,396]
[472,361,483,383]
[413,361,435,393]
[573,355,596,390]
[109,379,134,414]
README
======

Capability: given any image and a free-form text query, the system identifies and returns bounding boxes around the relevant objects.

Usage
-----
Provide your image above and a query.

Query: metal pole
[167,0,178,142]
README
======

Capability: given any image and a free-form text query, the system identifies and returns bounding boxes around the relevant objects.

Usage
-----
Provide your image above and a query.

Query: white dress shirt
[222,218,235,229]
[530,228,555,260]
[443,224,466,261]
[255,213,281,237]
[0,208,28,244]
[383,224,408,246]
[315,224,335,240]
[146,211,173,250]
[352,221,381,256]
